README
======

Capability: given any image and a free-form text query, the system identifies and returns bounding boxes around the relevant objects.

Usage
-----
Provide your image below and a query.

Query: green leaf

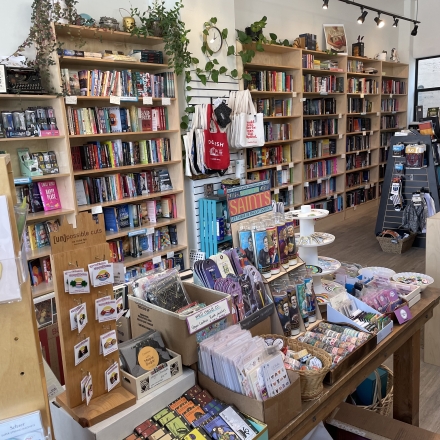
[186,86,192,91]
[198,74,207,85]
[231,69,238,78]
[182,115,189,123]
[210,17,217,24]
[237,30,247,42]
[203,29,209,36]
[256,43,264,52]
[207,48,214,56]
[269,33,277,41]
[242,73,252,81]
[227,45,235,56]
[186,96,192,102]
[219,66,228,74]
[213,59,219,65]
[180,122,188,130]
[221,28,228,39]
[201,44,207,54]
[283,39,290,46]
[205,61,214,71]
[211,69,219,82]
[196,68,202,74]
[186,106,195,113]
[191,57,199,64]
[204,22,211,27]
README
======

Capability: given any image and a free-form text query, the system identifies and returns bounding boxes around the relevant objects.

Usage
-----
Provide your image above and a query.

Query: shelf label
[91,205,103,214]
[390,94,393,99]
[276,165,282,171]
[320,91,328,96]
[128,228,146,237]
[274,188,280,195]
[110,96,121,105]
[341,154,346,159]
[300,98,306,102]
[361,112,366,115]
[360,93,365,99]
[186,298,230,334]
[304,182,309,187]
[377,112,380,116]
[152,256,162,264]
[162,97,171,106]
[65,96,77,105]
[143,96,153,105]
[317,178,322,184]
[146,227,155,235]
[356,151,360,155]
[339,113,342,119]
[289,162,294,168]
[339,134,343,139]
[363,131,366,136]
[167,251,175,259]
[385,146,388,151]
[370,130,373,136]
[292,92,297,98]
[288,185,293,191]
[392,111,396,114]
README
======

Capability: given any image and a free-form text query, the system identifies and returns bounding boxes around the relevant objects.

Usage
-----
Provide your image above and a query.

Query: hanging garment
[401,199,427,233]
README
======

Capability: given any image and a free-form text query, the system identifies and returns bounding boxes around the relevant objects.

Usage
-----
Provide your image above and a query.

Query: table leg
[393,329,421,426]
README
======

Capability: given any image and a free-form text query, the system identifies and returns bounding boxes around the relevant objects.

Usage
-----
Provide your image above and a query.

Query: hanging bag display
[203,104,231,170]
[237,90,265,148]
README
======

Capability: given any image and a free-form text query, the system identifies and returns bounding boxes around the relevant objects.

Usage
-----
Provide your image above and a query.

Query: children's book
[37,180,61,211]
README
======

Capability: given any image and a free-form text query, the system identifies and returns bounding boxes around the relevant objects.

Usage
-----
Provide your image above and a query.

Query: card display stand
[50,212,135,427]
[0,154,52,433]
[375,134,440,248]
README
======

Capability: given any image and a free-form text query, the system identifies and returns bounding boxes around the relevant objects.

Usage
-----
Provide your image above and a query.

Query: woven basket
[262,334,332,401]
[358,364,394,417]
[376,232,416,254]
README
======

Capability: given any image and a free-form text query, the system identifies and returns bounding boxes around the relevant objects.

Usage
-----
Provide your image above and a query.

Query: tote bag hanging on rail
[204,104,230,170]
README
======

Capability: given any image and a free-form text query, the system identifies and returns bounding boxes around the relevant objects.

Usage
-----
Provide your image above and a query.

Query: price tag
[361,112,366,115]
[91,205,103,214]
[292,92,297,98]
[110,96,120,105]
[276,165,282,171]
[300,98,306,102]
[146,227,155,235]
[167,251,175,259]
[65,96,77,105]
[339,134,343,139]
[365,185,369,189]
[381,164,385,167]
[341,154,346,159]
[338,113,342,119]
[390,94,393,99]
[370,130,373,136]
[288,185,293,191]
[363,131,366,137]
[360,93,365,98]
[385,146,388,151]
[317,178,322,184]
[392,111,396,114]
[304,182,309,187]
[289,162,294,168]
[274,188,280,195]
[356,151,360,155]
[143,96,153,105]
[320,91,328,96]
[377,112,380,116]
[152,256,162,264]
[162,97,171,106]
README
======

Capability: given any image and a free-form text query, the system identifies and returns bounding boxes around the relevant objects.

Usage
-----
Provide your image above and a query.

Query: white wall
[412,0,438,59]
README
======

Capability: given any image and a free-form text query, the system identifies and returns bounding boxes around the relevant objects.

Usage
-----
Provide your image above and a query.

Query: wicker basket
[376,232,416,254]
[262,334,332,401]
[358,364,394,417]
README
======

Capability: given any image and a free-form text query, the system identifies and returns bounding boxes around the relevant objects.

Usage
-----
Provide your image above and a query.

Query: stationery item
[85,374,93,405]
[74,337,90,365]
[261,353,290,397]
[88,261,114,287]
[158,411,177,426]
[169,396,188,411]
[203,415,236,440]
[105,361,120,392]
[67,271,90,294]
[183,405,206,425]
[96,297,117,322]
[165,416,190,438]
[100,330,118,356]
[64,268,85,292]
[81,373,89,402]
[76,303,88,333]
[69,304,81,331]
[219,406,257,439]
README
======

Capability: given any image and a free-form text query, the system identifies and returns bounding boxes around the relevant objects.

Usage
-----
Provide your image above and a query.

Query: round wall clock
[204,26,223,53]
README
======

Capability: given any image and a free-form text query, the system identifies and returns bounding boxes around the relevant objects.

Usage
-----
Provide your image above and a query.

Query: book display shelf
[2,24,188,297]
[237,43,409,227]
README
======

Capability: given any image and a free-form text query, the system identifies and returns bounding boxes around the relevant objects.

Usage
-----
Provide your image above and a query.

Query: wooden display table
[273,287,440,440]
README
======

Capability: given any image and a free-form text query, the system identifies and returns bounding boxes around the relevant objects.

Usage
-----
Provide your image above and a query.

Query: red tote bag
[204,104,230,170]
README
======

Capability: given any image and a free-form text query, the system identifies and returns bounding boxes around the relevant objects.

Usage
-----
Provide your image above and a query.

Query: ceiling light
[392,17,399,27]
[374,14,385,28]
[323,0,329,9]
[357,9,368,24]
[411,22,418,36]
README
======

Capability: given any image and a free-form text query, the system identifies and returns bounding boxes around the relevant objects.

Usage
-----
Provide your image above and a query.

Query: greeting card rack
[50,211,135,427]
[0,154,52,434]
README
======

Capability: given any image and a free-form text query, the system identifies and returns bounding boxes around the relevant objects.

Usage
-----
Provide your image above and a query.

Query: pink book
[37,180,61,211]
[146,200,157,223]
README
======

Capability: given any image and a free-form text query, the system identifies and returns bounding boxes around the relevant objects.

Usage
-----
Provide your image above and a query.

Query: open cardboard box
[198,370,301,438]
[129,282,233,365]
[327,293,393,344]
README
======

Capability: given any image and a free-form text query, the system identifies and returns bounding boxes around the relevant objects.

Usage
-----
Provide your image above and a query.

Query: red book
[71,146,82,171]
[37,180,61,211]
[140,107,152,131]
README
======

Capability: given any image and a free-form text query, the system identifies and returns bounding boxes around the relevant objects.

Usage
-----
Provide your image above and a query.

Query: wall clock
[204,26,223,54]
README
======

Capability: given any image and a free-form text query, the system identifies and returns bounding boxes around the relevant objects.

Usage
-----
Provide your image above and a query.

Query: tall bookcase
[1,24,188,297]
[238,42,409,227]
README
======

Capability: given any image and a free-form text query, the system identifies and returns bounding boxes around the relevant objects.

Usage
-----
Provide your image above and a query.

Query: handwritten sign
[186,298,230,334]
[149,364,171,389]
[226,180,272,223]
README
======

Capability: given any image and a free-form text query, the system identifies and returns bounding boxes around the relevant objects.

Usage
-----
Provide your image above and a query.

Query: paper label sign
[153,255,162,264]
[276,165,282,171]
[143,96,153,105]
[292,92,297,98]
[68,271,90,294]
[167,251,175,259]
[97,298,117,322]
[162,97,171,106]
[128,228,146,237]
[105,362,120,392]
[0,411,45,439]
[64,268,84,293]
[146,227,155,235]
[300,98,306,102]
[274,188,280,195]
[110,95,120,105]
[149,364,171,389]
[339,134,343,139]
[91,205,103,214]
[360,93,365,98]
[304,182,309,187]
[339,114,342,119]
[341,154,346,159]
[74,337,90,366]
[65,96,77,105]
[317,178,322,184]
[289,162,294,168]
[288,185,293,191]
[186,298,230,334]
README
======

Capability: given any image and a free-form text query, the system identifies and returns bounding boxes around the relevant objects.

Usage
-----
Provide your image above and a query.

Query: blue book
[128,204,135,228]
[103,207,119,232]
[138,235,149,251]
[118,204,130,229]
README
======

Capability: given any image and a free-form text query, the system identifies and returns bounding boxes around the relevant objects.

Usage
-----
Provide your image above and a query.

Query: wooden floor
[315,209,440,432]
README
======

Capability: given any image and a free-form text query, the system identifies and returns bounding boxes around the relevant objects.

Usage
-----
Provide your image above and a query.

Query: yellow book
[139,140,148,164]
[28,224,37,250]
[103,140,115,167]
[283,145,292,162]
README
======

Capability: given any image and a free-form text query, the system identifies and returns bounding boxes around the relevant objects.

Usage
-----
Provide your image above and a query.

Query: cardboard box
[129,282,233,365]
[116,313,132,343]
[39,322,64,385]
[121,349,183,400]
[248,315,271,337]
[326,402,440,439]
[198,370,302,438]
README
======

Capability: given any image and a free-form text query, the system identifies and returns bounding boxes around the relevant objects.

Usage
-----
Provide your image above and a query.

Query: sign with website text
[226,180,272,223]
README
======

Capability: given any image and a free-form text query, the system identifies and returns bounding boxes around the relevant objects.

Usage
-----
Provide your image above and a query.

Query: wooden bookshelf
[238,46,408,224]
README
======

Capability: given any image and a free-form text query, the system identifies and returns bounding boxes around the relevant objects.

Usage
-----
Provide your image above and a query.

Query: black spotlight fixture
[323,0,329,9]
[411,22,418,36]
[374,13,385,28]
[392,17,399,27]
[357,8,368,24]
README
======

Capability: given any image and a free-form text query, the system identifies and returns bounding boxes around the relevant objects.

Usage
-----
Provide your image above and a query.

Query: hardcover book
[29,182,45,212]
[37,180,61,211]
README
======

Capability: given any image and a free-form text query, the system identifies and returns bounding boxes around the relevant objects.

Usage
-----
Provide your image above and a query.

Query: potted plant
[245,16,267,41]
